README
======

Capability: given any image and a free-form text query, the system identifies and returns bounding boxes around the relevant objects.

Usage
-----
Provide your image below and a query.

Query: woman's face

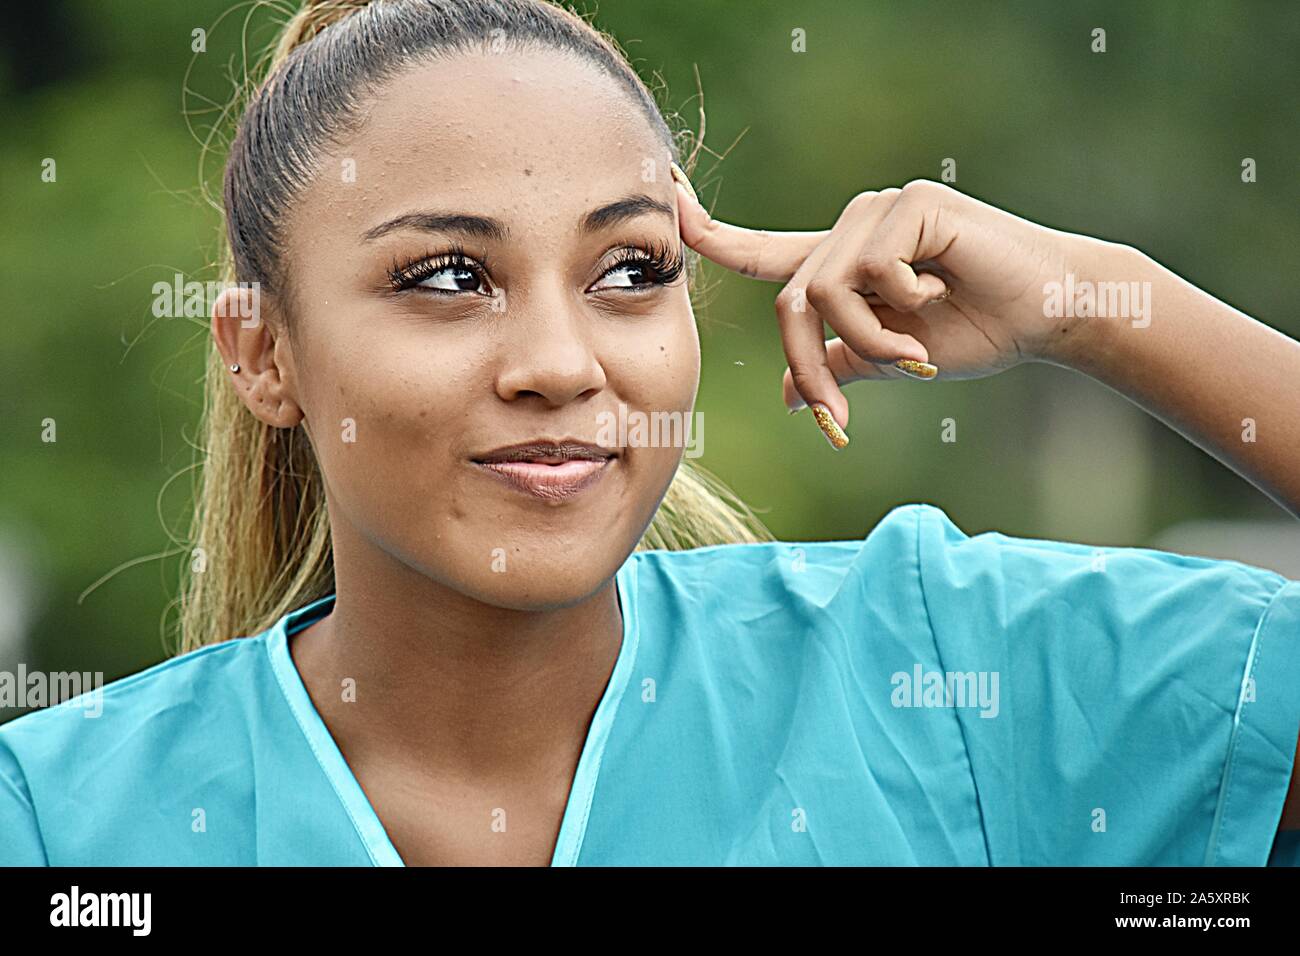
[245,50,699,610]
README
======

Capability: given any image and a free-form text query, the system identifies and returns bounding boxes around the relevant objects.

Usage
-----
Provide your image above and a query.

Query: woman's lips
[473,457,612,501]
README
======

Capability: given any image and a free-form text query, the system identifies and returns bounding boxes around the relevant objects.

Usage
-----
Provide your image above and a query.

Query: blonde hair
[175,0,772,653]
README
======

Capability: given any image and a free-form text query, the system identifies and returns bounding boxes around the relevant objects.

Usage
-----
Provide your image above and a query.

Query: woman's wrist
[1030,233,1300,517]
[1031,233,1149,375]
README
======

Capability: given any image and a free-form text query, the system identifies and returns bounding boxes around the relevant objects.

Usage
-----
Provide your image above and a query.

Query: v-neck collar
[264,557,640,867]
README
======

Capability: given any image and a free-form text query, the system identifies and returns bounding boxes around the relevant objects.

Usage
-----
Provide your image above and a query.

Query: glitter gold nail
[893,359,939,380]
[810,402,849,449]
[669,161,699,204]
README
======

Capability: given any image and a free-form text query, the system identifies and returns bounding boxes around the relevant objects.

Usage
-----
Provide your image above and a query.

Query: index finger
[673,176,830,282]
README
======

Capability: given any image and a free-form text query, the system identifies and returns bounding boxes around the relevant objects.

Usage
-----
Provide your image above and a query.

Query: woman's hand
[673,176,1103,428]
[673,171,1300,523]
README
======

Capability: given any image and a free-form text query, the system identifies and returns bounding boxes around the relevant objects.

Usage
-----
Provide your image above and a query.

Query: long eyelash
[386,242,491,293]
[384,239,685,296]
[603,238,685,288]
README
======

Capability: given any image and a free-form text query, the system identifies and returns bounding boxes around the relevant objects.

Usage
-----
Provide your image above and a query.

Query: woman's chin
[468,576,614,612]
[443,545,627,612]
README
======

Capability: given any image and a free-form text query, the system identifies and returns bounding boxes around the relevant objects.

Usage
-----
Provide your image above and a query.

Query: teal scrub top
[2,503,1298,866]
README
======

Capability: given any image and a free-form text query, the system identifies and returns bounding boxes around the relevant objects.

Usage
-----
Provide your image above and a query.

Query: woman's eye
[388,250,493,296]
[392,245,679,297]
[590,243,683,293]
[592,259,657,291]
[415,264,486,293]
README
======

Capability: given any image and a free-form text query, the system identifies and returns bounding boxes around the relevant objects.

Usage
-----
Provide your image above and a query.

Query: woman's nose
[492,298,608,406]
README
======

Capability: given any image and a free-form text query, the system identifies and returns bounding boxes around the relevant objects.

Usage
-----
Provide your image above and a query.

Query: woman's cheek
[310,357,457,520]
[608,303,700,411]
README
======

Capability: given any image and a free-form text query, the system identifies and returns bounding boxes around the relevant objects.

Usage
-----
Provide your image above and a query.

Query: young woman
[1,0,1296,867]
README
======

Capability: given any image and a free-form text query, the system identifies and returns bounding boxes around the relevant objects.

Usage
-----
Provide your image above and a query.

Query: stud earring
[229,363,241,373]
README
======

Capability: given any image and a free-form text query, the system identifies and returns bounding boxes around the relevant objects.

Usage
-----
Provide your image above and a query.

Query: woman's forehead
[302,50,670,224]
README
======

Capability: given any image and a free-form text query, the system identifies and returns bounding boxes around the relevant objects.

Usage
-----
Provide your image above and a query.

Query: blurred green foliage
[0,0,1296,688]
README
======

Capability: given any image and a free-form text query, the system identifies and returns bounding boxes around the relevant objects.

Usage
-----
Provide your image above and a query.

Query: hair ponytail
[175,0,772,654]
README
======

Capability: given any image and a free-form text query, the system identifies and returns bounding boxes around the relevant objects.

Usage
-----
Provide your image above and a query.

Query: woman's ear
[210,286,305,429]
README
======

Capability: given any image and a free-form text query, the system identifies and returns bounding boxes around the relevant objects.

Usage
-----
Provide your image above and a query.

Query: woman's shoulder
[0,624,308,865]
[0,631,272,776]
[622,502,950,624]
[623,498,1294,646]
[620,503,943,664]
[641,496,1294,589]
[633,501,934,568]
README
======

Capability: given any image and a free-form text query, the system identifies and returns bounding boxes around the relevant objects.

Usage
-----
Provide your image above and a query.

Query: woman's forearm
[1045,240,1300,521]
[673,177,1300,516]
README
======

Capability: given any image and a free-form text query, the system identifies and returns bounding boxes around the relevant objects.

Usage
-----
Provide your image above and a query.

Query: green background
[1,0,1296,702]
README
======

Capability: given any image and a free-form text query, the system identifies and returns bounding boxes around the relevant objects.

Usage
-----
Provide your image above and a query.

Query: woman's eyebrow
[362,212,506,243]
[578,194,674,234]
[360,194,673,242]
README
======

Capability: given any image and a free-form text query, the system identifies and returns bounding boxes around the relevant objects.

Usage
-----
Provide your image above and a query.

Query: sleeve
[908,503,1300,866]
[0,737,50,866]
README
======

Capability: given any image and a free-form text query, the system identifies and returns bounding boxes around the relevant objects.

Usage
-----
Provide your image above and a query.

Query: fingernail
[928,287,952,304]
[787,397,807,414]
[670,162,699,205]
[810,402,849,449]
[893,359,939,380]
